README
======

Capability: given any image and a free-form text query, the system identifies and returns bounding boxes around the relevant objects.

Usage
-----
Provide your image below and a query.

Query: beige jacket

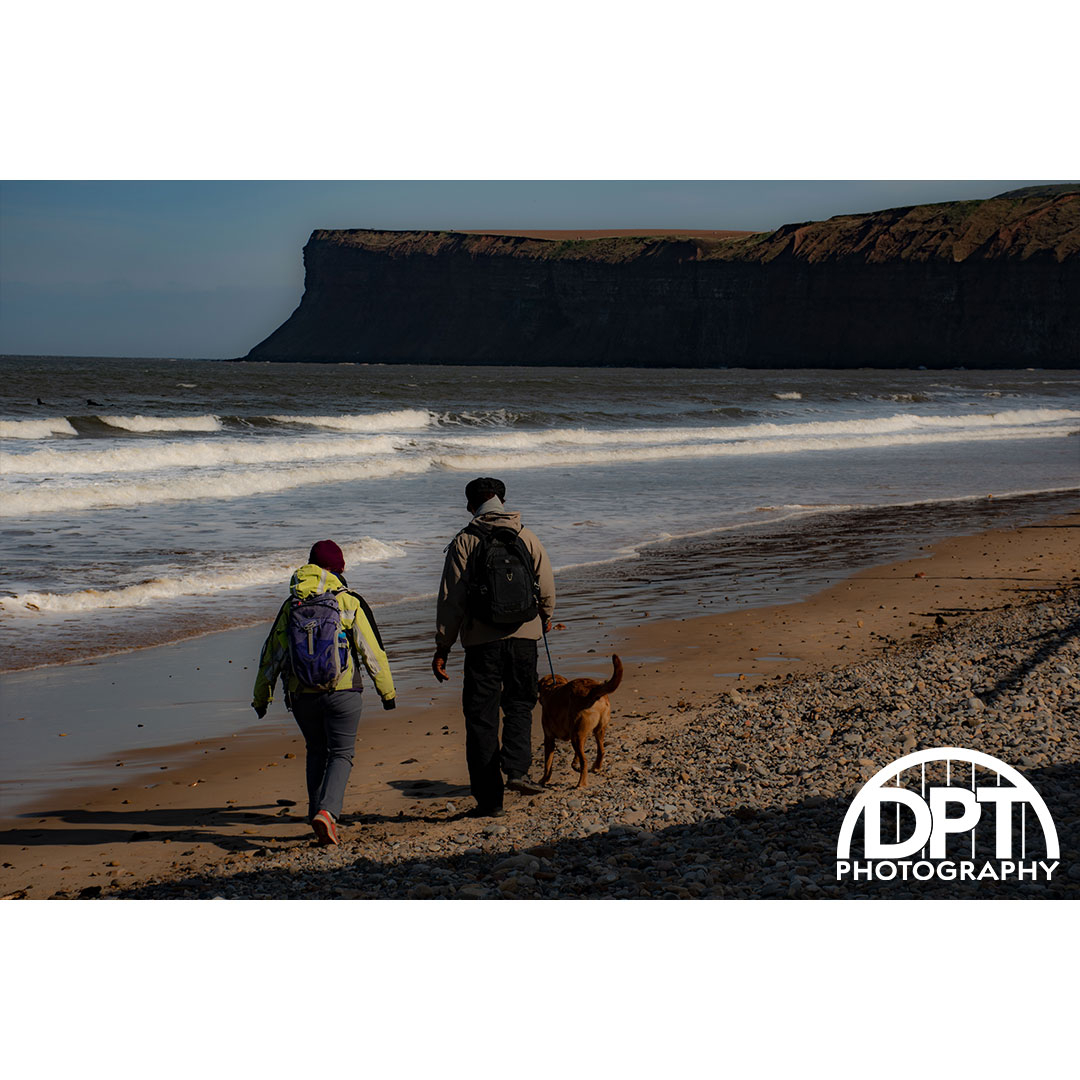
[435,508,556,652]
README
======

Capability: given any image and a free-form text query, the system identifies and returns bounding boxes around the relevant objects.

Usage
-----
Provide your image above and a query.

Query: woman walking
[252,540,397,844]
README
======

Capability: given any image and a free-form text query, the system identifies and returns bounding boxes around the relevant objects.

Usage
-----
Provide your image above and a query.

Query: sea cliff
[245,187,1080,368]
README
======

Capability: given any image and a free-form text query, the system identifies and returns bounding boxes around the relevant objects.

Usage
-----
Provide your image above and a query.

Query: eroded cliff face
[245,188,1080,368]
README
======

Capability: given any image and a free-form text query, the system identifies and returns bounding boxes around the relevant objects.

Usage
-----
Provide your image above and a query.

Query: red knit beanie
[308,540,345,574]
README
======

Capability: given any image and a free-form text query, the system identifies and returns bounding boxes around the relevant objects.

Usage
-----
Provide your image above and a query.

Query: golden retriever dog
[538,655,623,788]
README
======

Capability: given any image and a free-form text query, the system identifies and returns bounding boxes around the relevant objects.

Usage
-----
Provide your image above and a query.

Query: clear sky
[0,180,1058,358]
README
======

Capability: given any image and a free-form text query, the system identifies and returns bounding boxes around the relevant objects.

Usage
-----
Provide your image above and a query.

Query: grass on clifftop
[311,186,1080,265]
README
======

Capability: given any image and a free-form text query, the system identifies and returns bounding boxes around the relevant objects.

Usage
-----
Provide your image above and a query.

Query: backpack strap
[462,521,530,561]
[510,530,541,599]
[260,595,293,662]
[261,594,296,692]
[444,520,483,554]
[463,520,526,547]
[459,521,489,583]
[338,587,386,651]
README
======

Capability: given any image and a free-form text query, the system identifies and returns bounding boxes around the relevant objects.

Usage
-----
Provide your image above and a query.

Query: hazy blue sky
[0,180,1056,358]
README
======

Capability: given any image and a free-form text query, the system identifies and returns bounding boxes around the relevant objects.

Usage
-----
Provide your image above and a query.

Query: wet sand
[1,508,1076,899]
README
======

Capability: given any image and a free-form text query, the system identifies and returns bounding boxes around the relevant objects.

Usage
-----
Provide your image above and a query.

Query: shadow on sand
[983,611,1080,708]
[1,792,470,856]
[109,759,1078,900]
[2,803,301,853]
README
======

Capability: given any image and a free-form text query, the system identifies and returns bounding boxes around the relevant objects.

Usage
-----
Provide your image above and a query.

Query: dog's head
[538,673,568,703]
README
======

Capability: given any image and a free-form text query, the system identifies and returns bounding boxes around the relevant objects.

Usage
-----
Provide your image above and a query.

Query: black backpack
[465,523,540,626]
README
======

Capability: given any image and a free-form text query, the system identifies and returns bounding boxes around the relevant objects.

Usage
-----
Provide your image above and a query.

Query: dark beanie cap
[309,540,345,574]
[465,477,506,505]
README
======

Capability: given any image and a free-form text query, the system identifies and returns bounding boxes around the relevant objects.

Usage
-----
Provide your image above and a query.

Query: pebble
[456,885,487,900]
[110,591,1079,901]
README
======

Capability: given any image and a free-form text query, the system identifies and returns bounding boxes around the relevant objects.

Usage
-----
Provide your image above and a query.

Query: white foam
[1,434,401,475]
[269,409,433,432]
[0,538,407,616]
[0,417,77,439]
[760,407,1080,437]
[2,408,1075,515]
[629,509,830,550]
[772,391,803,400]
[435,423,1076,473]
[430,408,1080,452]
[436,409,520,427]
[98,414,223,432]
[0,456,435,516]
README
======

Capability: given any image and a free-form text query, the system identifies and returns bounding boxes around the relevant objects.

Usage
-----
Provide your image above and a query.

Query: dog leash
[541,621,556,677]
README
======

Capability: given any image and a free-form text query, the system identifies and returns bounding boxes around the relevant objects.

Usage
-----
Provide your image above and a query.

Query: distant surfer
[87,398,105,407]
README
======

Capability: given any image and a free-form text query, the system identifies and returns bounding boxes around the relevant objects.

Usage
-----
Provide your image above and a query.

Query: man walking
[433,478,555,817]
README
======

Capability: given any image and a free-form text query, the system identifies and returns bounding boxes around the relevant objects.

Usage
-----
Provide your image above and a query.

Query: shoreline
[3,488,1075,813]
[6,487,1075,679]
[8,355,1077,369]
[2,507,1076,899]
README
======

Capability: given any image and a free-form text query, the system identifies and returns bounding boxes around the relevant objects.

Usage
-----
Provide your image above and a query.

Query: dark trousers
[291,690,363,821]
[462,638,538,809]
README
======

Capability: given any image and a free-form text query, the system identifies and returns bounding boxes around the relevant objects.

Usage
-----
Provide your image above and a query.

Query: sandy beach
[2,507,1076,900]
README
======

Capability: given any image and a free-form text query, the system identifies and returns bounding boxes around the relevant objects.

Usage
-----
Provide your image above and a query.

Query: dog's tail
[582,654,623,704]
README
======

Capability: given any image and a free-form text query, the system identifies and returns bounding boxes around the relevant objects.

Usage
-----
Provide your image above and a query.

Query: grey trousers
[291,690,363,821]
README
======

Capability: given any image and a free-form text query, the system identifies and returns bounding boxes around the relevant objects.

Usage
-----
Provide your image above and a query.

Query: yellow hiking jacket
[252,563,396,711]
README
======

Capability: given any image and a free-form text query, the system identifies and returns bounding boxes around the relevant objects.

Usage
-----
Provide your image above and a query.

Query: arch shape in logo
[837,747,1059,861]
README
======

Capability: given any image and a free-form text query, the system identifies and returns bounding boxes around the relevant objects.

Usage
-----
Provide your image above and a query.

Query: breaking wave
[0,538,407,615]
[2,408,1074,515]
[0,457,432,516]
[0,417,78,439]
[434,424,1077,473]
[435,408,521,427]
[97,414,224,432]
[268,409,434,431]
[1,435,401,475]
[430,408,1080,452]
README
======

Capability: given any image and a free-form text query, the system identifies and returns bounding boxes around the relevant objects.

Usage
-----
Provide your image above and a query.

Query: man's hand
[432,650,450,683]
[544,619,552,633]
[382,697,397,711]
[253,703,267,719]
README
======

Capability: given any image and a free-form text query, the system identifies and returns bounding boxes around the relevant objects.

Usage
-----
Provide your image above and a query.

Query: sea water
[2,357,1078,673]
[1,358,1078,808]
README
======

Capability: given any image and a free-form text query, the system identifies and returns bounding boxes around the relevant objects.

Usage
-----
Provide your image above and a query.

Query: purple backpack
[286,592,349,691]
